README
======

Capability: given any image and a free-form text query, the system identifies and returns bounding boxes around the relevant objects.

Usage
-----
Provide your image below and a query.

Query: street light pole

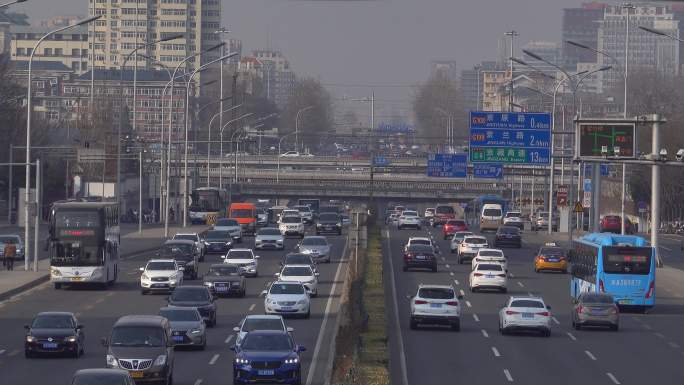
[24,15,100,271]
[206,102,240,186]
[295,106,313,153]
[504,31,519,112]
[277,132,297,183]
[219,112,253,190]
[0,0,27,9]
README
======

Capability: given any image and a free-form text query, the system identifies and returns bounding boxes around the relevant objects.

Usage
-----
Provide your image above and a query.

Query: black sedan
[403,244,438,272]
[203,230,234,254]
[494,226,522,248]
[25,311,84,358]
[203,264,246,297]
[316,213,342,235]
[168,286,217,326]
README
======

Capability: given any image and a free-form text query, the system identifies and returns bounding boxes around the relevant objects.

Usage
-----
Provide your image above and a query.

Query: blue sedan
[231,330,305,385]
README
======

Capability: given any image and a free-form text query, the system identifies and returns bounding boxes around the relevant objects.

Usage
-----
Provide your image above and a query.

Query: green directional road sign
[470,147,546,164]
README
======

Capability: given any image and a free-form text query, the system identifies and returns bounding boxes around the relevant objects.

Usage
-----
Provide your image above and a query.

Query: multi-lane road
[384,222,684,385]
[0,228,348,385]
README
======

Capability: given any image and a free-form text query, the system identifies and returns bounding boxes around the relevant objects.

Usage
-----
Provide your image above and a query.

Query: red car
[600,215,633,234]
[443,219,468,239]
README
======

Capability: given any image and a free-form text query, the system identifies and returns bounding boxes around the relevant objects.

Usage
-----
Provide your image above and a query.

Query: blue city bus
[570,233,656,311]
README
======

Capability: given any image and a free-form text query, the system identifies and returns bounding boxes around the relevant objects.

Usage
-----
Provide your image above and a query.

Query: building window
[55,48,63,56]
[72,62,80,71]
[44,48,53,56]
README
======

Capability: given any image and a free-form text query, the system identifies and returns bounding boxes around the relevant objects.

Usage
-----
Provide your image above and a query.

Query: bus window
[603,252,650,275]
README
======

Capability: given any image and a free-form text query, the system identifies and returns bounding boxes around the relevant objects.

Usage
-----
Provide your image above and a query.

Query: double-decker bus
[48,202,120,289]
[570,233,656,311]
[188,187,227,225]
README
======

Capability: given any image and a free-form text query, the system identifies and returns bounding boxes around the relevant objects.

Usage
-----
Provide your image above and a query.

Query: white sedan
[232,315,293,347]
[397,210,422,230]
[262,281,311,318]
[469,262,507,293]
[471,248,508,272]
[275,264,319,297]
[499,296,552,337]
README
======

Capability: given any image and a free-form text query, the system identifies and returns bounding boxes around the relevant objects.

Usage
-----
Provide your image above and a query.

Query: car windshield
[295,206,311,213]
[160,244,193,255]
[205,231,229,240]
[171,288,210,302]
[216,219,239,227]
[207,265,239,276]
[510,300,545,308]
[226,250,254,259]
[447,220,465,226]
[285,255,312,265]
[270,283,305,295]
[407,244,433,254]
[418,288,454,299]
[282,266,313,276]
[147,261,176,271]
[0,235,20,244]
[159,309,200,322]
[483,209,502,216]
[174,235,197,242]
[465,237,486,244]
[282,216,301,224]
[110,326,164,347]
[436,206,454,214]
[242,318,285,332]
[581,294,615,304]
[319,214,339,222]
[403,211,417,217]
[242,333,293,351]
[476,264,503,271]
[71,373,128,385]
[302,237,327,246]
[479,250,503,257]
[32,315,74,329]
[258,228,282,236]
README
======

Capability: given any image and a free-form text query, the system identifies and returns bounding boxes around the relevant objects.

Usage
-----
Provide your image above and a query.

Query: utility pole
[505,30,519,112]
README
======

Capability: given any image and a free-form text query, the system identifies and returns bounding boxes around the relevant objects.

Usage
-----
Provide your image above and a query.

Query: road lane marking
[585,350,597,361]
[449,272,454,276]
[551,316,560,325]
[465,301,472,308]
[445,264,450,268]
[473,314,480,322]
[566,332,577,341]
[632,316,642,322]
[643,324,653,330]
[75,312,82,317]
[7,350,18,357]
[459,289,466,297]
[654,332,665,339]
[193,380,203,385]
[517,282,524,288]
[0,349,5,355]
[225,335,234,344]
[607,373,621,384]
[668,341,680,349]
[503,369,514,382]
[94,298,105,304]
[492,347,501,357]
[84,305,94,310]
[248,304,256,312]
[481,329,489,338]
[209,354,219,365]
[527,292,534,297]
[306,233,351,385]
[509,273,515,278]
[660,245,672,251]
[454,279,459,285]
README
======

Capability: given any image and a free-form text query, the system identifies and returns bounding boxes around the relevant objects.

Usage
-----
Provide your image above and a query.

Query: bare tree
[412,72,466,145]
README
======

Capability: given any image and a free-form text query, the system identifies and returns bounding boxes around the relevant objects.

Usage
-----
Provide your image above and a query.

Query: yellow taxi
[534,243,568,273]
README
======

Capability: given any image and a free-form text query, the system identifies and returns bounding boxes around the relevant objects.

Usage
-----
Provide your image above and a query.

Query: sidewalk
[0,224,208,302]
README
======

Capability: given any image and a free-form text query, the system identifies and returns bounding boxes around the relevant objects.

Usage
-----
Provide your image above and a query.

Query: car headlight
[190,329,202,334]
[284,357,299,364]
[106,354,118,367]
[336,222,342,227]
[301,249,312,254]
[204,241,210,246]
[66,336,77,343]
[204,281,214,287]
[297,299,308,305]
[154,354,167,366]
[305,279,315,284]
[235,357,249,364]
[50,268,61,277]
[141,274,150,280]
[276,239,283,244]
[26,335,36,343]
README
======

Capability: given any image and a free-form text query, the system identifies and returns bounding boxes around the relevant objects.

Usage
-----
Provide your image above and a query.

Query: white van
[480,204,503,231]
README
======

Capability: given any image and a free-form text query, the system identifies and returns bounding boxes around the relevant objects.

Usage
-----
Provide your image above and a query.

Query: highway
[0,227,348,385]
[384,221,684,385]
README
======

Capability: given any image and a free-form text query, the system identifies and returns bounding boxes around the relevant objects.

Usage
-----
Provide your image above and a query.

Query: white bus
[48,202,120,289]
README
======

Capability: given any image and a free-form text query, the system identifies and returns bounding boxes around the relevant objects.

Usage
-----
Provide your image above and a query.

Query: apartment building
[10,25,89,74]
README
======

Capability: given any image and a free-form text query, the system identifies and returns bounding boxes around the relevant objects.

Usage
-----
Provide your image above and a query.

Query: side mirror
[297,346,307,353]
[76,324,84,330]
[229,345,236,352]
[167,340,175,348]
[457,295,464,300]
[100,337,108,347]
[286,327,294,333]
[546,305,552,310]
[315,272,320,277]
[179,266,185,271]
[274,273,280,278]
[165,296,170,302]
[221,255,227,259]
[139,267,145,272]
[233,326,240,333]
[254,256,261,259]
[261,290,268,296]
[24,324,30,330]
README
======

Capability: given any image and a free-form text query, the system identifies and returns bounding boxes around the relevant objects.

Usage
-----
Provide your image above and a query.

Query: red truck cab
[228,203,257,235]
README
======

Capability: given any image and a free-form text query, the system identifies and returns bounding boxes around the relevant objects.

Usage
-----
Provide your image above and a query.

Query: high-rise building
[562,2,606,71]
[0,8,29,54]
[521,41,562,75]
[88,0,221,75]
[10,25,90,74]
[430,60,458,81]
[460,61,498,111]
[253,49,295,109]
[597,4,680,91]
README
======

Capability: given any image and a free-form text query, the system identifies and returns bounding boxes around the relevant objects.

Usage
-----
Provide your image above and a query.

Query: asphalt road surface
[0,226,349,385]
[384,223,684,385]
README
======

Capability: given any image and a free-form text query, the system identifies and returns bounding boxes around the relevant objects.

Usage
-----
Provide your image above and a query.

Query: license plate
[42,342,58,349]
[619,299,632,304]
[152,284,167,288]
[258,369,275,376]
[522,313,534,319]
[486,274,494,278]
[70,277,84,282]
[325,226,333,229]
[130,371,144,379]
[280,306,292,310]
[415,255,425,260]
[430,303,442,308]
[216,286,228,292]
[173,336,184,342]
[548,258,559,262]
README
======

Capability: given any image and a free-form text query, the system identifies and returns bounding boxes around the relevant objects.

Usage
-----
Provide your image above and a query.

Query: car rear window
[216,219,239,227]
[319,213,339,222]
[540,247,563,256]
[476,264,503,271]
[498,227,520,235]
[483,209,502,217]
[510,300,545,308]
[403,211,418,217]
[581,294,615,304]
[258,228,281,236]
[407,244,433,254]
[436,206,454,215]
[447,220,465,226]
[410,239,431,246]
[464,237,487,244]
[418,288,454,299]
[479,250,503,257]
[281,216,301,224]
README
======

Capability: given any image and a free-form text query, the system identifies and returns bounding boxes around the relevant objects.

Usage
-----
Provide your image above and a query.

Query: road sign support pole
[651,114,661,265]
[592,163,601,232]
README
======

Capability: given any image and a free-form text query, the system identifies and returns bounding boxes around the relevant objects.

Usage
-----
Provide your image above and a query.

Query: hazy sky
[12,0,586,120]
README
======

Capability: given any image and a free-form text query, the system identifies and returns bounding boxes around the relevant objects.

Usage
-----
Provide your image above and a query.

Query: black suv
[167,286,217,327]
[316,213,342,235]
[158,240,199,279]
[103,315,174,385]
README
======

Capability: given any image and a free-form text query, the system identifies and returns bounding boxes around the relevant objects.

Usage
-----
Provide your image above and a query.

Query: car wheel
[543,329,551,337]
[241,288,246,298]
[304,309,311,319]
[398,225,402,230]
[54,283,61,290]
[451,320,461,332]
[501,287,507,293]
[316,232,320,235]
[166,373,173,385]
[409,318,418,330]
[237,237,243,244]
[24,350,32,358]
[574,322,581,330]
[458,258,464,264]
[443,235,447,240]
[141,289,148,295]
[611,324,619,331]
[432,265,437,272]
[337,230,342,235]
[402,265,408,272]
[72,344,80,358]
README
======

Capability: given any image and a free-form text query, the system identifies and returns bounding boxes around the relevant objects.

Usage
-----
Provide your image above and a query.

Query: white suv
[222,248,260,277]
[457,235,488,264]
[469,262,507,293]
[503,211,524,229]
[139,259,183,294]
[409,284,463,331]
[262,281,311,319]
[397,210,422,230]
[279,215,305,238]
[499,296,552,337]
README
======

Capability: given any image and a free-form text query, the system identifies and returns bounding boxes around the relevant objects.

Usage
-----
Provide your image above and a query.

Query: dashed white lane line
[585,350,597,361]
[492,347,501,357]
[566,332,577,341]
[248,304,256,312]
[551,316,560,325]
[527,292,534,297]
[459,289,466,297]
[193,380,203,385]
[643,324,653,330]
[7,349,19,357]
[669,341,680,349]
[225,335,234,344]
[503,369,514,382]
[654,332,665,339]
[454,279,459,285]
[472,314,480,322]
[445,264,450,268]
[509,273,515,278]
[660,245,673,251]
[75,312,82,317]
[607,372,621,384]
[94,298,105,304]
[209,354,220,365]
[0,349,5,355]
[449,272,454,276]
[517,282,524,288]
[465,301,472,308]
[481,329,489,338]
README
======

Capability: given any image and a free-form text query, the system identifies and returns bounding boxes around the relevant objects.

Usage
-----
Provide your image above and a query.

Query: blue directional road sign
[427,153,467,178]
[469,111,551,165]
[583,164,610,177]
[473,163,504,179]
[373,155,390,167]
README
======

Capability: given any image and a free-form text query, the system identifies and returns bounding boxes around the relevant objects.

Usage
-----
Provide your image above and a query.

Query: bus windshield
[231,209,254,218]
[51,241,102,266]
[603,247,651,275]
[56,211,100,228]
[191,190,221,212]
